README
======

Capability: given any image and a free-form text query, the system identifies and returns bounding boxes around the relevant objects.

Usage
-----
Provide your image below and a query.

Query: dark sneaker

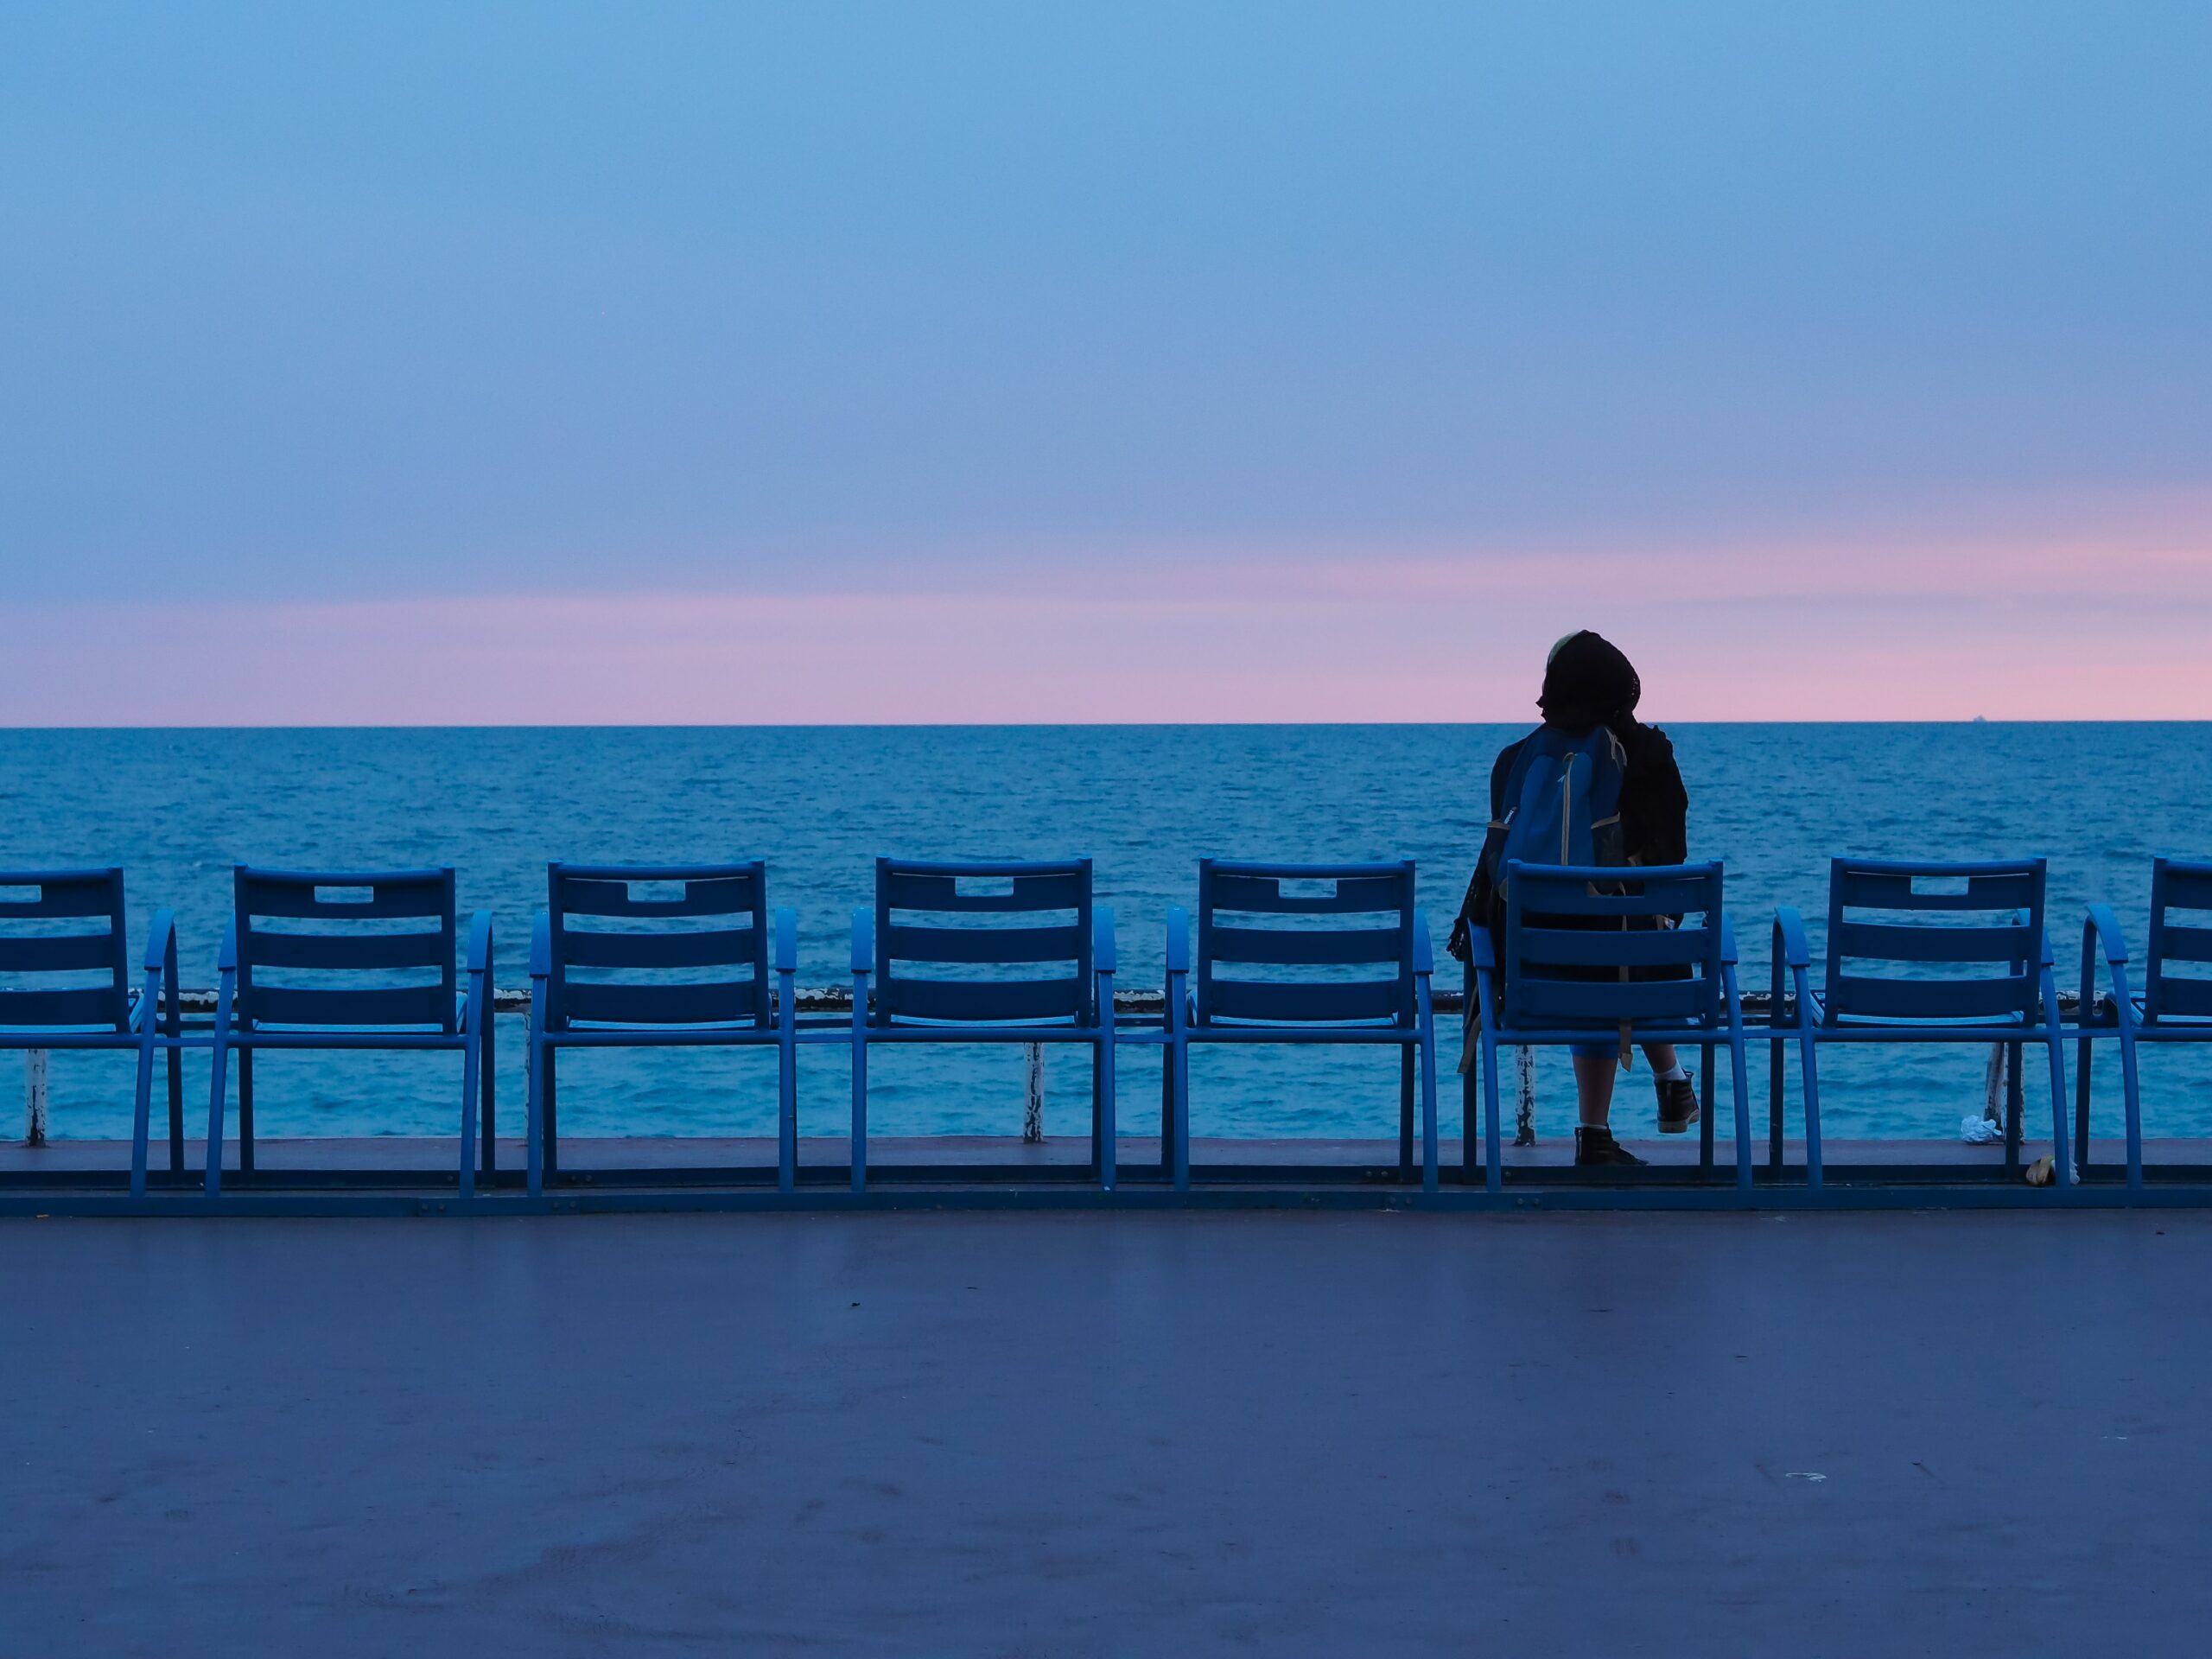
[1574,1126,1649,1167]
[1656,1071,1700,1135]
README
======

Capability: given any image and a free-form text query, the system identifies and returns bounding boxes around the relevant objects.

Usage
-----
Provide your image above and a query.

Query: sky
[3,1,2209,723]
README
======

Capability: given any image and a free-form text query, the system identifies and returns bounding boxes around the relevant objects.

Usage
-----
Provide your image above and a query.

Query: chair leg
[2003,1040,2024,1172]
[1462,1016,1480,1182]
[542,1046,559,1176]
[1699,1039,1714,1173]
[1798,1029,1823,1191]
[1096,1035,1116,1193]
[238,1047,255,1175]
[526,1035,545,1199]
[480,1007,497,1179]
[1399,1046,1414,1174]
[130,1039,156,1200]
[1418,1031,1438,1197]
[1480,1030,1503,1194]
[166,1045,183,1173]
[1768,1036,1784,1173]
[2074,1032,2093,1173]
[1160,1040,1175,1179]
[1172,1033,1191,1192]
[204,1034,230,1198]
[778,1033,797,1196]
[1729,1033,1752,1192]
[850,1030,868,1193]
[459,1030,481,1199]
[2044,1031,2071,1190]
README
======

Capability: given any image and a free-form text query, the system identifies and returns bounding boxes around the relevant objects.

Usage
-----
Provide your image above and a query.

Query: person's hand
[1446,916,1471,963]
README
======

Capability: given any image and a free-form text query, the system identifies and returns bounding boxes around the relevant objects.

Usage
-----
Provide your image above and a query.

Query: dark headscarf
[1537,630,1640,733]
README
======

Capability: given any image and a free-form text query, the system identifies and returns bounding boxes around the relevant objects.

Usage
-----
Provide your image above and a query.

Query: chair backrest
[548,861,770,1029]
[0,868,131,1033]
[2145,857,2212,1021]
[235,867,457,1031]
[1498,861,1724,1035]
[1194,860,1416,1027]
[874,858,1093,1026]
[1821,858,2044,1026]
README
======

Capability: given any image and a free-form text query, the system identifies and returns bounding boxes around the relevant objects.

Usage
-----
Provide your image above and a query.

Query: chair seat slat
[0,869,125,919]
[884,923,1084,966]
[1509,978,1713,1024]
[1515,925,1713,969]
[2154,862,2212,911]
[1505,883,1707,918]
[1204,925,1405,967]
[2148,976,2212,1019]
[881,869,1087,913]
[1827,974,2033,1021]
[1205,977,1404,1024]
[1207,872,1408,915]
[1834,868,2039,912]
[247,930,450,971]
[880,975,1088,1023]
[2153,923,2212,965]
[0,932,121,972]
[561,979,762,1027]
[560,926,759,969]
[1836,920,2035,965]
[555,874,761,918]
[0,986,128,1029]
[238,873,452,919]
[246,984,453,1028]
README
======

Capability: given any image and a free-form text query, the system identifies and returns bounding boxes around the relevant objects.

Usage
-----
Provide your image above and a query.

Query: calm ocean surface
[3,724,2208,1144]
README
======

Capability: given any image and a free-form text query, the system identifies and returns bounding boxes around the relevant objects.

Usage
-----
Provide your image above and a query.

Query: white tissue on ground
[1960,1115,2006,1145]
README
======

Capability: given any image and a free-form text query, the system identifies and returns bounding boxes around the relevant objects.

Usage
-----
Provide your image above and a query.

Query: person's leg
[1573,1044,1646,1166]
[1643,1041,1700,1133]
[1573,1052,1618,1128]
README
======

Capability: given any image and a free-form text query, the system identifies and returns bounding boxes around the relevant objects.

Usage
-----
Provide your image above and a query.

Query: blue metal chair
[1465,861,1750,1193]
[206,868,493,1196]
[0,868,190,1197]
[849,858,1114,1190]
[2075,858,2212,1193]
[526,861,797,1196]
[1162,859,1438,1192]
[1772,858,2069,1190]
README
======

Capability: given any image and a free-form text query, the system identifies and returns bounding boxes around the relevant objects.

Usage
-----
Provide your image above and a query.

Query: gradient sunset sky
[4,3,2209,723]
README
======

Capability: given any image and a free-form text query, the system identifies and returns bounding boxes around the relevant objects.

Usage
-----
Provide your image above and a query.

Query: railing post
[26,1049,48,1146]
[1024,1042,1045,1143]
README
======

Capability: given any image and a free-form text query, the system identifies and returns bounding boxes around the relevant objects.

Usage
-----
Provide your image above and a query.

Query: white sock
[1658,1062,1688,1082]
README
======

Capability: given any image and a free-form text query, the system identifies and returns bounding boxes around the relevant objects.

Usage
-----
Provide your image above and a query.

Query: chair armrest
[1464,926,1497,971]
[1719,912,1739,967]
[851,907,874,975]
[217,916,238,975]
[1094,906,1116,976]
[1773,906,1810,969]
[772,906,798,976]
[1411,907,1435,976]
[1165,906,1190,975]
[530,909,551,978]
[467,911,494,976]
[142,907,178,974]
[2084,905,2129,967]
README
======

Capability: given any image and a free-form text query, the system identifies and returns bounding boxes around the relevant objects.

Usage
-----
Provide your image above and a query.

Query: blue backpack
[1456,725,1628,947]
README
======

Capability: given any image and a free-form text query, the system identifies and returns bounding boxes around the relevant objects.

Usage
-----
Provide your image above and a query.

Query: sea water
[3,724,2207,1144]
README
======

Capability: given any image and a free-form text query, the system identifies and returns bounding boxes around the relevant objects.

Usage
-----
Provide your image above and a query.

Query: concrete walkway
[3,1211,2208,1656]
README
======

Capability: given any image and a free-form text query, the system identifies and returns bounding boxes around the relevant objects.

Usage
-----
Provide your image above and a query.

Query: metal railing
[20,984,2080,1147]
